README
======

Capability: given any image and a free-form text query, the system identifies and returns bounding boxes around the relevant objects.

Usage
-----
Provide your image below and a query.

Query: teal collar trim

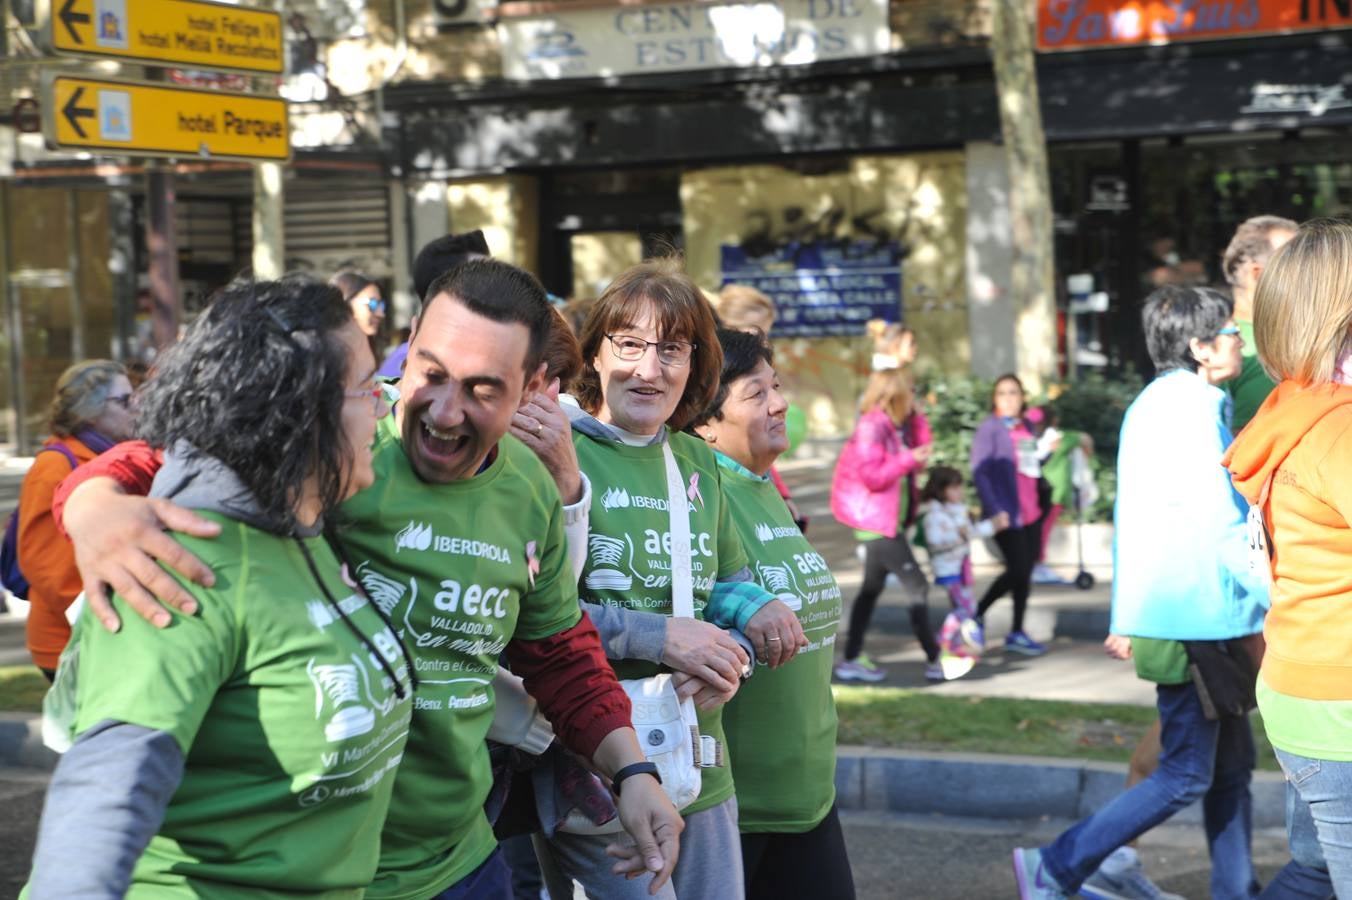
[714,449,770,482]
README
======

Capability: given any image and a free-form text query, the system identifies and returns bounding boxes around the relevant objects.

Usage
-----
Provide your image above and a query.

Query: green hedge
[915,370,1143,523]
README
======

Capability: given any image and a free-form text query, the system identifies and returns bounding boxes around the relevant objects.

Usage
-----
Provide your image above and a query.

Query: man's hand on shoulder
[64,478,220,632]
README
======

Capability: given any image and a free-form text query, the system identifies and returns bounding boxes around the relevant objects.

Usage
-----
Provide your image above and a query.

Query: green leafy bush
[914,369,1143,523]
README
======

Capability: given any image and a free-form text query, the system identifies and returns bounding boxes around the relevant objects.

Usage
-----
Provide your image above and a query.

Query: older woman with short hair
[19,360,135,678]
[689,328,853,900]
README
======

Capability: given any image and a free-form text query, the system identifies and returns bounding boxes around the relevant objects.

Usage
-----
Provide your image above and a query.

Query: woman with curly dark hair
[26,277,415,898]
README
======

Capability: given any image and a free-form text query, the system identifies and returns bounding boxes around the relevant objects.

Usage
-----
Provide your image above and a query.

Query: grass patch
[0,665,48,713]
[833,685,1280,771]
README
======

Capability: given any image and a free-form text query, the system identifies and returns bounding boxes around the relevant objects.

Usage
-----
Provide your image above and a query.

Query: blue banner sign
[719,241,902,338]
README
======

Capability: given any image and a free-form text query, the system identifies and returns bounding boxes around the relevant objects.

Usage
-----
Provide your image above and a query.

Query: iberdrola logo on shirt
[598,484,696,513]
[601,486,632,511]
[753,522,801,544]
[395,521,433,552]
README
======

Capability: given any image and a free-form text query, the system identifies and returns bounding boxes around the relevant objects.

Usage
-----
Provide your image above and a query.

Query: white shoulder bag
[561,440,722,834]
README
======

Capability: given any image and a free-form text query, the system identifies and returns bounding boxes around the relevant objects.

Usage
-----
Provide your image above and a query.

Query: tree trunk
[990,0,1057,390]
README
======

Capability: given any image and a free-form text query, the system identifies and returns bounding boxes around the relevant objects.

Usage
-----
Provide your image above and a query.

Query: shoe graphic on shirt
[755,562,803,610]
[308,659,376,743]
[584,533,634,591]
[1012,848,1068,900]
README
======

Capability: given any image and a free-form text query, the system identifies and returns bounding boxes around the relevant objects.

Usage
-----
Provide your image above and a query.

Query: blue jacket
[1110,369,1268,640]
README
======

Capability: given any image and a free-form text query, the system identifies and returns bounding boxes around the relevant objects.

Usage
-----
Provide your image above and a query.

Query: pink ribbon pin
[687,472,704,509]
[525,541,540,588]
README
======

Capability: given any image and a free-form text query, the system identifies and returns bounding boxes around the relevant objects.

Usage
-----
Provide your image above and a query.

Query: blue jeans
[430,848,512,900]
[1275,749,1352,896]
[1258,779,1334,899]
[1041,682,1259,898]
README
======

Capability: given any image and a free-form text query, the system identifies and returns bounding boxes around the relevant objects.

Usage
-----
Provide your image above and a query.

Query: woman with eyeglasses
[331,270,387,357]
[539,259,805,900]
[18,360,136,680]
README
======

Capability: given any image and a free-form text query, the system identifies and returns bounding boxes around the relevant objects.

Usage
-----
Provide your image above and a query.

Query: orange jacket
[1224,380,1352,701]
[18,437,95,670]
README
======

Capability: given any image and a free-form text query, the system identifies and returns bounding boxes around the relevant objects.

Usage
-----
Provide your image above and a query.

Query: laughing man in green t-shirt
[58,261,684,900]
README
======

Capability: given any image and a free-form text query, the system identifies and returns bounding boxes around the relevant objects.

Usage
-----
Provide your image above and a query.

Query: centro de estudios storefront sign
[1037,0,1352,51]
[497,0,890,80]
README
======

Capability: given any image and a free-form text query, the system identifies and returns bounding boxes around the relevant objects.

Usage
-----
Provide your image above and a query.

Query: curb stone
[0,714,56,771]
[0,714,1288,831]
[835,746,1286,829]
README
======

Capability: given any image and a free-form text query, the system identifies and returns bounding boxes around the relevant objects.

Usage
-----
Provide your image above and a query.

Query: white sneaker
[1081,846,1185,900]
[925,654,976,682]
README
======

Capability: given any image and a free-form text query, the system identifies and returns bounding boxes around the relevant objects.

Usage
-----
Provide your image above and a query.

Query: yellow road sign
[44,75,290,161]
[46,0,283,74]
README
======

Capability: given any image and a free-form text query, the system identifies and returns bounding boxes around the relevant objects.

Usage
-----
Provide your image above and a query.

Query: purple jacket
[971,413,1027,526]
[830,407,931,538]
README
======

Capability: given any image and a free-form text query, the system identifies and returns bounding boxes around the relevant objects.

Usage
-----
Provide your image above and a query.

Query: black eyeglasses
[604,334,696,367]
[108,393,133,409]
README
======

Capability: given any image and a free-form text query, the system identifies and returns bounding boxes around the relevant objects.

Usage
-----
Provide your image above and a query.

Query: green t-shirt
[1131,636,1191,685]
[341,416,581,899]
[715,454,841,832]
[1040,428,1083,509]
[60,516,414,898]
[1257,677,1352,762]
[573,430,747,814]
[1225,319,1276,433]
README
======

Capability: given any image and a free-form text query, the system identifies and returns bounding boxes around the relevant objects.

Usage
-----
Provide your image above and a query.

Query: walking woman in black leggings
[970,374,1047,656]
[829,368,951,681]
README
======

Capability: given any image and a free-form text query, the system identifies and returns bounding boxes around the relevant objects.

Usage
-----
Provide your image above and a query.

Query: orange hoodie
[1225,380,1352,701]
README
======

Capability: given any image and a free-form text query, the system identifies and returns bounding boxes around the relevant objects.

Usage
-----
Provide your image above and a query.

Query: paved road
[0,766,1302,900]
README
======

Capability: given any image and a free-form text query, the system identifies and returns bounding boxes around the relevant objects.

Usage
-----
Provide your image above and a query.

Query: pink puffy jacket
[830,407,931,538]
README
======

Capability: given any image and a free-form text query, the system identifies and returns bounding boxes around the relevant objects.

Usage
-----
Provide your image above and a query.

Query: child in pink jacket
[830,369,935,681]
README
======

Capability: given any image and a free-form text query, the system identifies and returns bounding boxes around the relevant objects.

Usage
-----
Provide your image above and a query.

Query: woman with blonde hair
[17,360,135,679]
[717,284,777,335]
[867,320,917,372]
[1226,218,1352,891]
[829,368,949,681]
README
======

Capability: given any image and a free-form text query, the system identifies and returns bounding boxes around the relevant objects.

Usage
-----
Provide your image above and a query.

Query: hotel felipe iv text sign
[1038,0,1352,51]
[498,0,889,80]
[45,0,283,74]
[44,74,290,161]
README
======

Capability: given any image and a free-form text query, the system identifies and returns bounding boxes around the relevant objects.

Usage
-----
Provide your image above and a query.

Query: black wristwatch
[611,761,662,797]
